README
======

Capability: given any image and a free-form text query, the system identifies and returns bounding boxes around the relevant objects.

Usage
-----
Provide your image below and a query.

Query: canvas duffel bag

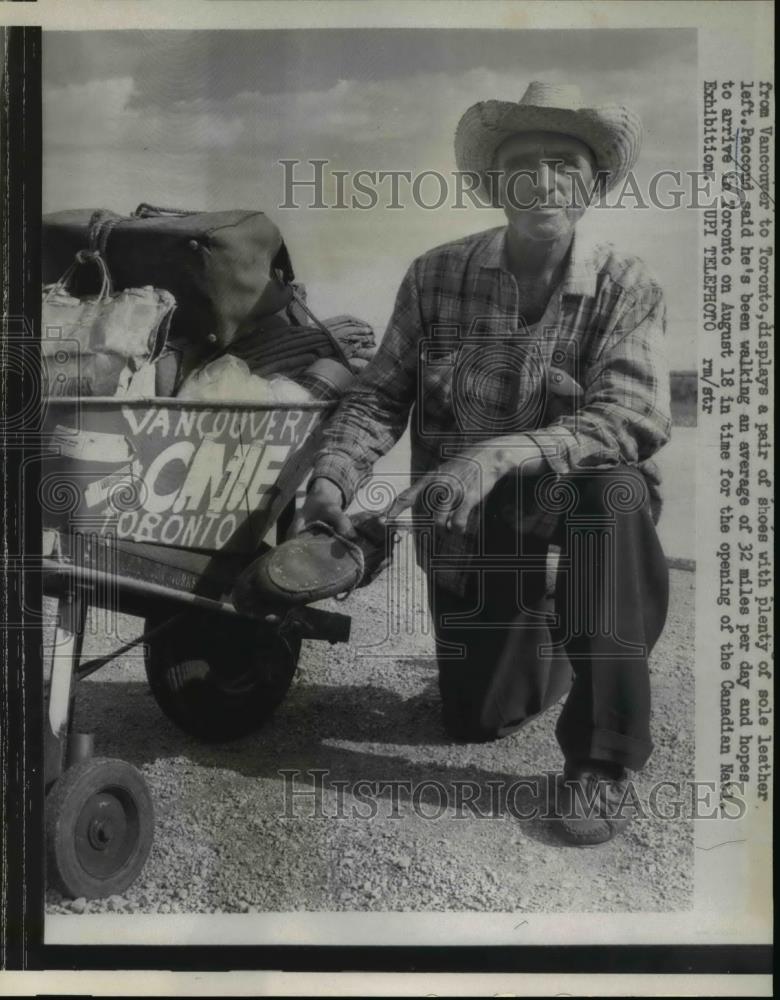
[42,203,295,351]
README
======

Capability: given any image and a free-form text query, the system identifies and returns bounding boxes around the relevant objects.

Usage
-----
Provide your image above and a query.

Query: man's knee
[565,467,649,517]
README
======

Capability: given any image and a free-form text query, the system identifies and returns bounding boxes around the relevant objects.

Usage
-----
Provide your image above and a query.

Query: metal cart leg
[43,582,155,900]
[44,585,88,788]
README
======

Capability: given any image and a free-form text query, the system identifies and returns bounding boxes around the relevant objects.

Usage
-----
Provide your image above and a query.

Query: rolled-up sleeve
[310,263,422,505]
[526,281,671,476]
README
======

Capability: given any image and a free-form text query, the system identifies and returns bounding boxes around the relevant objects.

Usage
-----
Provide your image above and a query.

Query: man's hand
[289,477,357,539]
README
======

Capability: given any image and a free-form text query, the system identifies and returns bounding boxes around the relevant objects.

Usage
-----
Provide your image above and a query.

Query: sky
[43,28,698,367]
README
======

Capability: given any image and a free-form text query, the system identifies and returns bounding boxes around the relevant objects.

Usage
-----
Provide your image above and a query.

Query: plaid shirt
[312,225,671,595]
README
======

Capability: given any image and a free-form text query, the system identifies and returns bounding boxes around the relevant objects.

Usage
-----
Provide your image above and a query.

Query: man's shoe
[232,511,398,613]
[552,762,632,846]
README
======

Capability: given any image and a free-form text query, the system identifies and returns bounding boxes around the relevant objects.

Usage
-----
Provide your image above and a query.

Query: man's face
[492,131,597,243]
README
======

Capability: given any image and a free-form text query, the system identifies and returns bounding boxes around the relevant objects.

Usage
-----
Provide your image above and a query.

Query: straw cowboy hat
[455,81,643,196]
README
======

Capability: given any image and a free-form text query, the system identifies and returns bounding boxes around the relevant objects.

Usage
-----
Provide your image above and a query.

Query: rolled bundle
[322,314,377,369]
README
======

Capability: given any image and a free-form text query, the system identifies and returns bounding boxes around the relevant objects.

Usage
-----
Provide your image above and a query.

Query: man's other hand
[385,440,548,535]
[385,449,500,535]
[289,477,357,539]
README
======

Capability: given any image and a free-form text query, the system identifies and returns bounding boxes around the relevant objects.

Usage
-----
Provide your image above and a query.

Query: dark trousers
[426,467,669,771]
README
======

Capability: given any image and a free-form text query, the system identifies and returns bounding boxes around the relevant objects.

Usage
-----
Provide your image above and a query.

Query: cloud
[44,77,137,150]
[43,30,698,367]
[43,26,696,175]
[44,59,695,177]
[53,28,691,106]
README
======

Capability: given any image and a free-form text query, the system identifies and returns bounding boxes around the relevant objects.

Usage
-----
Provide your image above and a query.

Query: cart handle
[75,612,188,681]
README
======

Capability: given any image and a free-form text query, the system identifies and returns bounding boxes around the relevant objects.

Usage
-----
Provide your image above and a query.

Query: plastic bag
[176,355,313,404]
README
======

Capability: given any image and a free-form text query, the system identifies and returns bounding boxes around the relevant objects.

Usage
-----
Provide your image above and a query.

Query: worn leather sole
[232,512,397,613]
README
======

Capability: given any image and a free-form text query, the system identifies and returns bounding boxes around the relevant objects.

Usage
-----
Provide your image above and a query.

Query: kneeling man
[297,82,671,845]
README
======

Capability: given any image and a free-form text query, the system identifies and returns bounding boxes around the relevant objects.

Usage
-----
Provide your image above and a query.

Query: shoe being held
[232,510,399,614]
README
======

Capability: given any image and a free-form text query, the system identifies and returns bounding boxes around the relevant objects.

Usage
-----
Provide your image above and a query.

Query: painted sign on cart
[42,400,329,553]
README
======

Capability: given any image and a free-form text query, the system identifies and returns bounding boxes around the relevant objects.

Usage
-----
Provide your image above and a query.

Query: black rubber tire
[144,612,300,742]
[46,757,154,899]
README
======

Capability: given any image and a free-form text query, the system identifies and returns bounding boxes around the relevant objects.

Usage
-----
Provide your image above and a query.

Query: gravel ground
[44,547,695,916]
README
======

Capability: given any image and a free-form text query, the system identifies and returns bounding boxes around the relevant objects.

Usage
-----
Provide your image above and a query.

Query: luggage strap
[44,248,114,303]
[87,210,122,258]
[87,204,200,257]
[289,287,352,368]
[133,203,201,218]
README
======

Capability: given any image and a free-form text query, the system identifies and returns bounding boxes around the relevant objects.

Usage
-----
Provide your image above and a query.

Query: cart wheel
[144,612,300,742]
[46,757,154,899]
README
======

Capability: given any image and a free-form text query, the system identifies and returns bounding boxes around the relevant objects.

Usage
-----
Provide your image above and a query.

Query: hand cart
[41,396,351,899]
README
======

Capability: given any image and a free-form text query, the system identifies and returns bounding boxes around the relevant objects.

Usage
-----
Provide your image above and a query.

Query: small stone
[238,900,250,913]
[69,897,87,914]
[107,894,125,911]
[396,854,412,869]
